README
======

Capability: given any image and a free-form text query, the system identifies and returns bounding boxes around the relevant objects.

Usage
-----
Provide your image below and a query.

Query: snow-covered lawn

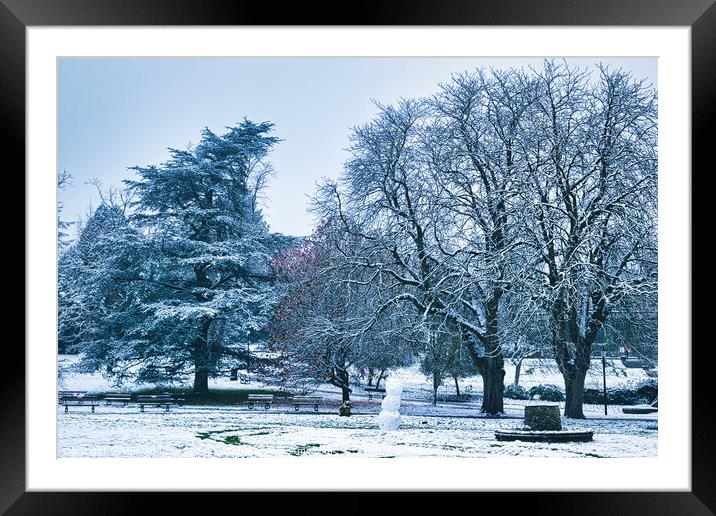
[57,355,657,458]
[58,406,657,458]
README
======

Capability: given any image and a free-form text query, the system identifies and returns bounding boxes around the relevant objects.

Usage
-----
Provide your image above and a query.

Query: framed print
[4,0,711,513]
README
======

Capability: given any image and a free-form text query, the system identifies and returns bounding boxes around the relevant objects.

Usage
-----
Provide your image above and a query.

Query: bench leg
[248,403,254,410]
[65,405,68,413]
[140,405,144,412]
[314,405,318,412]
[264,403,270,410]
[295,405,299,411]
[91,405,95,413]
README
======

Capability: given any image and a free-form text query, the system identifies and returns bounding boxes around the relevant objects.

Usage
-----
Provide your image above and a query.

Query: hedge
[504,384,530,400]
[583,379,657,405]
[503,379,657,405]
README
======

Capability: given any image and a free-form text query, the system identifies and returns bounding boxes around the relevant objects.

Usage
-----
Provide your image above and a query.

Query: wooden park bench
[59,392,100,413]
[137,393,174,412]
[291,396,321,412]
[364,386,386,400]
[246,394,273,410]
[58,391,86,404]
[103,391,132,406]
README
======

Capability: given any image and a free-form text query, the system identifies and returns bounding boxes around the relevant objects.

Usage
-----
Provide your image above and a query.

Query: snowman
[376,377,403,431]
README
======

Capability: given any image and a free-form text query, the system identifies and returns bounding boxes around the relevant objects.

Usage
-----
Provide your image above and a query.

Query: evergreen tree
[121,120,280,396]
[58,202,144,358]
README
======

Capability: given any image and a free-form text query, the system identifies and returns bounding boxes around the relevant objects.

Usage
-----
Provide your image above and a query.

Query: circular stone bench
[494,403,594,443]
[494,429,594,442]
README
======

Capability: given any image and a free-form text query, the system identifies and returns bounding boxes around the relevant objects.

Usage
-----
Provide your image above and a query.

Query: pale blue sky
[58,57,656,237]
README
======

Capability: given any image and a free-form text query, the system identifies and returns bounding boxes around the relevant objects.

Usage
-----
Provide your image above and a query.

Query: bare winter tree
[312,61,656,418]
[269,219,412,402]
[422,69,543,413]
[315,75,538,414]
[520,61,658,418]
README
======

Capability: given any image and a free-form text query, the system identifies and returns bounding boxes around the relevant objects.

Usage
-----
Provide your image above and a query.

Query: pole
[602,349,608,415]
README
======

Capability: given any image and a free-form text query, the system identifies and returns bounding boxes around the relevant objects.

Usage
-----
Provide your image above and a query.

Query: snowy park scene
[57,57,658,459]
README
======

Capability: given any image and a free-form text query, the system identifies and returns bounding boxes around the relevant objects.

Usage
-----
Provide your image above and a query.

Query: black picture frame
[4,0,710,513]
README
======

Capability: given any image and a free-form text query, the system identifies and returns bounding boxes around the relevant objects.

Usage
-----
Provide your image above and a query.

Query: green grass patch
[581,452,605,458]
[196,427,243,440]
[289,443,321,456]
[222,435,242,445]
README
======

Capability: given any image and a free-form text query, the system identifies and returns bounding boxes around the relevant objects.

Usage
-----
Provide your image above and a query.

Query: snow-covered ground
[57,355,657,458]
[58,406,656,458]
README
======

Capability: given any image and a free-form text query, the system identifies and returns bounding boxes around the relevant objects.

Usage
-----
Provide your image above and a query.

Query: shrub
[583,380,658,405]
[528,384,565,402]
[583,388,605,405]
[635,379,658,401]
[504,384,530,400]
[339,400,352,416]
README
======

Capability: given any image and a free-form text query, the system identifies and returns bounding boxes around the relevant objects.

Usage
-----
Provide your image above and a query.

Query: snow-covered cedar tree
[67,120,282,396]
[58,201,145,358]
[268,218,412,402]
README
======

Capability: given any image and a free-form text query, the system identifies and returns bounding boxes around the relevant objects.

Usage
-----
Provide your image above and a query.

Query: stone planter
[495,403,593,443]
[524,404,562,431]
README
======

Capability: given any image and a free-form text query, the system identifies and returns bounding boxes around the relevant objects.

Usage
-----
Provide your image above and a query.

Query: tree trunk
[550,308,592,419]
[338,369,351,402]
[193,367,209,397]
[375,369,386,389]
[513,359,522,386]
[478,356,505,415]
[564,367,588,418]
[480,295,505,415]
[367,368,374,387]
[432,371,440,406]
[192,318,213,398]
[454,376,461,397]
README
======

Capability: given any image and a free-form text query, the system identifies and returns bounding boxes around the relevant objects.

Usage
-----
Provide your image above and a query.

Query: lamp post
[601,345,608,415]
